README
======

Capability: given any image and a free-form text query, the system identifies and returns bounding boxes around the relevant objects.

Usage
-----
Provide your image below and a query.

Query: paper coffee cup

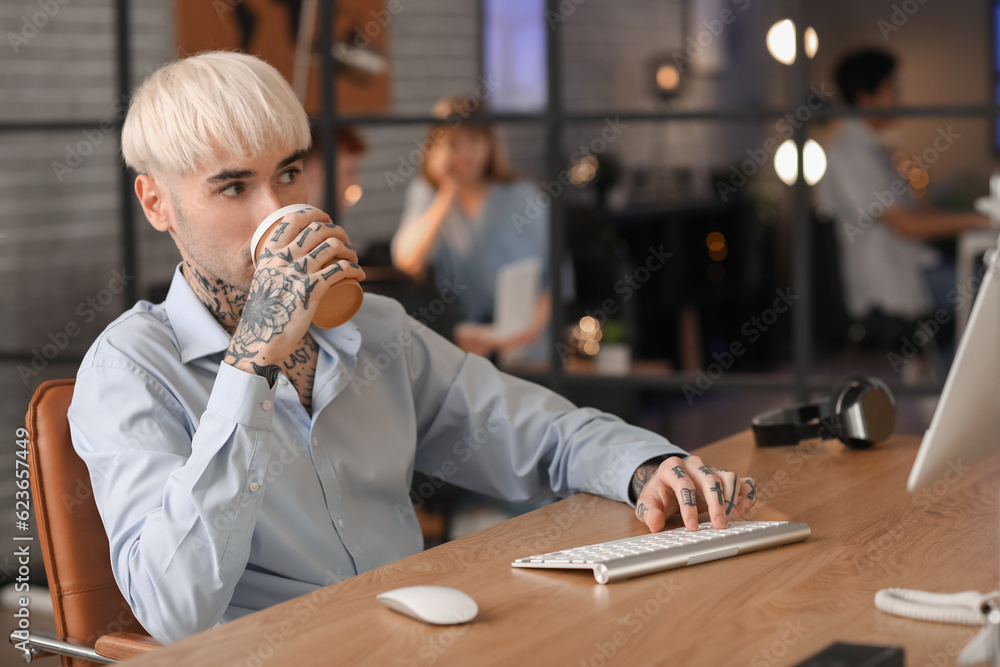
[249,204,363,328]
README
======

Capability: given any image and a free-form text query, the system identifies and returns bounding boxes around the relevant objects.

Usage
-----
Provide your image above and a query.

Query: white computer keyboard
[511,520,811,584]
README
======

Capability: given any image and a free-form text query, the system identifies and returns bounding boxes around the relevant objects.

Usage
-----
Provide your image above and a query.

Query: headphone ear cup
[834,376,896,449]
[826,376,867,446]
[830,376,873,413]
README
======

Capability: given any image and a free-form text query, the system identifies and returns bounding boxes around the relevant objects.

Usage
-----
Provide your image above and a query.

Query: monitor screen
[908,239,1000,492]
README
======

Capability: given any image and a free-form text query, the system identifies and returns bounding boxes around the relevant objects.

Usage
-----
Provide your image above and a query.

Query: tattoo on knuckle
[709,481,724,505]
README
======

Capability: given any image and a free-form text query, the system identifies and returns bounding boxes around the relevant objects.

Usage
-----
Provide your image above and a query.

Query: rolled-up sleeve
[68,353,280,644]
[403,315,688,507]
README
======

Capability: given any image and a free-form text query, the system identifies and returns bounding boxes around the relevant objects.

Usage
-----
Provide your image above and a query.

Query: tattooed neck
[181,260,248,335]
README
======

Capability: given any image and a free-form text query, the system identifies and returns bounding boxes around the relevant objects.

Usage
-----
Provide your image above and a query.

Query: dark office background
[1,1,997,649]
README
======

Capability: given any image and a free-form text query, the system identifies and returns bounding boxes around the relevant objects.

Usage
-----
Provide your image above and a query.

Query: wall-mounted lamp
[774,139,826,186]
[655,63,681,93]
[344,184,363,207]
[650,58,682,99]
[766,20,817,66]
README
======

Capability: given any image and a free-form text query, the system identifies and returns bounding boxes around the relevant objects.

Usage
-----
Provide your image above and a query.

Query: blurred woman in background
[391,96,555,365]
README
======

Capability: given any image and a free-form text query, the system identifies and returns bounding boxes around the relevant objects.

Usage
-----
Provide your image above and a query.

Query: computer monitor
[907,237,1000,492]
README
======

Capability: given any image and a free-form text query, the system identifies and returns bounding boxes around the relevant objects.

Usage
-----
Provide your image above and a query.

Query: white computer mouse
[375,585,478,625]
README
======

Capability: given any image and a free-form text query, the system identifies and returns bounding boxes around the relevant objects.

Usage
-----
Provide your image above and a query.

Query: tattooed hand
[630,454,757,533]
[224,207,365,375]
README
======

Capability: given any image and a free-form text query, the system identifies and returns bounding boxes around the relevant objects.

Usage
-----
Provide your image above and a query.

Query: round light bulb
[766,20,796,66]
[774,139,827,186]
[775,139,798,185]
[767,20,818,65]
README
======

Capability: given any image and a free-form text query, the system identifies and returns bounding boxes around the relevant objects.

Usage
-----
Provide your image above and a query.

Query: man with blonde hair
[68,51,757,644]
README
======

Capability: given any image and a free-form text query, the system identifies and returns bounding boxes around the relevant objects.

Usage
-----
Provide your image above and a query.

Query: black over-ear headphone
[751,376,896,449]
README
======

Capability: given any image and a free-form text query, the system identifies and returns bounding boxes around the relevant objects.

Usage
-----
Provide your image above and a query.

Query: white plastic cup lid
[250,203,316,263]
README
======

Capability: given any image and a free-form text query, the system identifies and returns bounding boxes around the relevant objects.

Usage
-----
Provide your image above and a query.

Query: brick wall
[0,0,175,361]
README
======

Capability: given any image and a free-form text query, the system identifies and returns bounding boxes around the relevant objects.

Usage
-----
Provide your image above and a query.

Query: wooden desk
[126,430,998,667]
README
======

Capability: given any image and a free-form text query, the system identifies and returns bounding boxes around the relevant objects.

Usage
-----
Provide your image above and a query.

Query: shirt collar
[162,264,232,363]
[162,263,363,365]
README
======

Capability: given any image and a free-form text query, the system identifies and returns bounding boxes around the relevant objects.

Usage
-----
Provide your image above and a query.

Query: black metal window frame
[1,0,996,399]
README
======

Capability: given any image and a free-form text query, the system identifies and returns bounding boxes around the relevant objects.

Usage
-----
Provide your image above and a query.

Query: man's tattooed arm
[281,335,319,413]
[223,245,316,370]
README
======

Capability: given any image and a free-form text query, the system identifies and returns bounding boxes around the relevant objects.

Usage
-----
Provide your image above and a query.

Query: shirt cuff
[205,361,278,431]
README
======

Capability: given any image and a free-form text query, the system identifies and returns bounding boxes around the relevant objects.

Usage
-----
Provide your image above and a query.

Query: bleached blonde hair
[121,51,310,176]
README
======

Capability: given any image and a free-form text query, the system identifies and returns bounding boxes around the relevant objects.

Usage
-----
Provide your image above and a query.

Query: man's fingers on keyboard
[636,471,676,532]
[685,456,727,529]
[655,461,698,531]
[731,477,758,518]
[635,498,667,533]
[664,481,698,532]
[714,468,740,518]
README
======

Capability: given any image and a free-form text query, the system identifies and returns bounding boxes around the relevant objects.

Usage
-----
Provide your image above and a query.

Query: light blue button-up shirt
[67,264,686,644]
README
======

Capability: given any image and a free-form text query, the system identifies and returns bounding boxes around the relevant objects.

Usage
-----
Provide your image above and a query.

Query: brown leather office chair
[10,379,161,665]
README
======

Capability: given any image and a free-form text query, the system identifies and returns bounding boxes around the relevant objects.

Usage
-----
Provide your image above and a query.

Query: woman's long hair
[421,95,517,189]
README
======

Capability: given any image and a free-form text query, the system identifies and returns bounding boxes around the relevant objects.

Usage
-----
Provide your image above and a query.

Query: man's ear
[134,173,174,233]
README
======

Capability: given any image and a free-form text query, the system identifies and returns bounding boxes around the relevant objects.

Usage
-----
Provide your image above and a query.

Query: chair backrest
[25,379,151,667]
